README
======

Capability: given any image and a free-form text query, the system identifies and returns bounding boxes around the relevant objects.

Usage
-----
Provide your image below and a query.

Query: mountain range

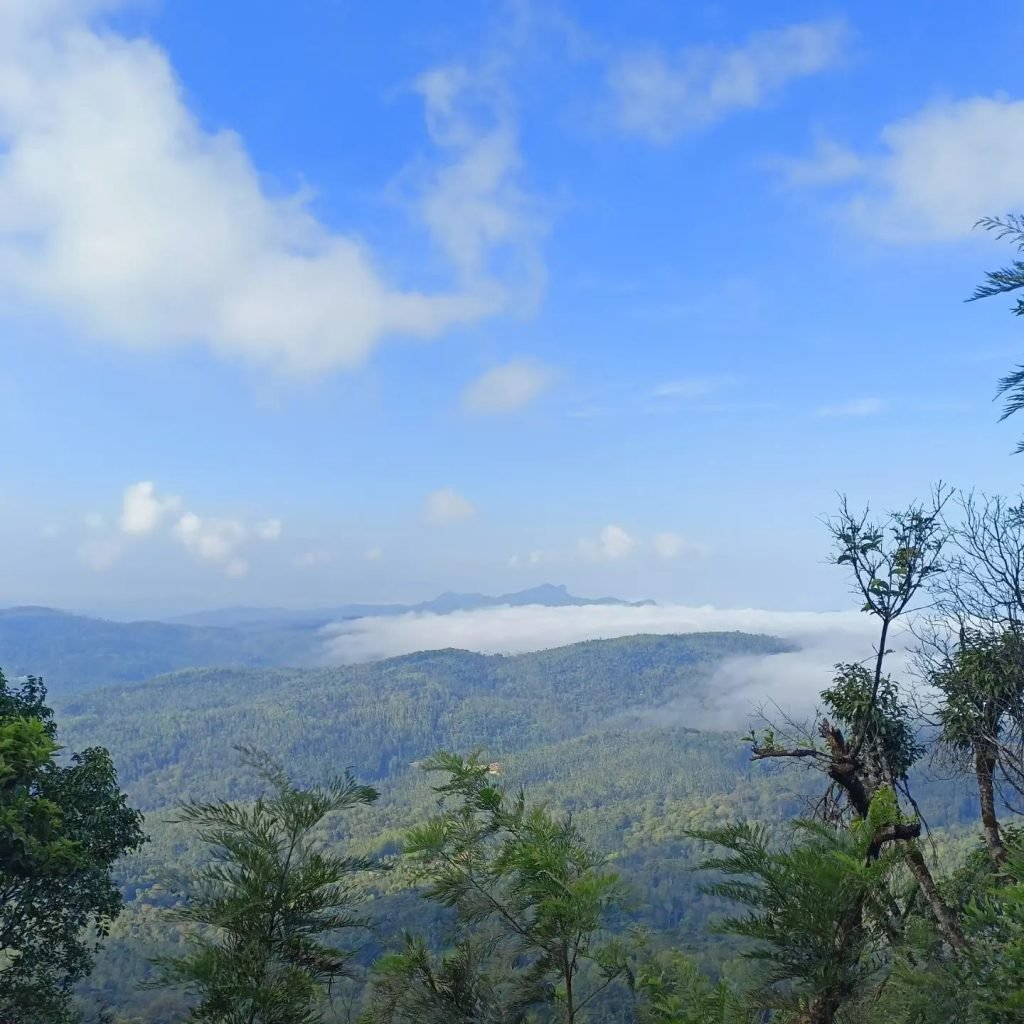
[0,585,654,693]
[170,582,655,628]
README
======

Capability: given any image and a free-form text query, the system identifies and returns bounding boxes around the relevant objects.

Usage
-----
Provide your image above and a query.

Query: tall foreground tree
[156,748,380,1024]
[930,628,1024,869]
[748,492,966,951]
[924,492,1024,869]
[0,670,145,1024]
[363,752,631,1024]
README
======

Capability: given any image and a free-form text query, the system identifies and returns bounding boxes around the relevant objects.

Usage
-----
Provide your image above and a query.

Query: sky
[3,0,1024,618]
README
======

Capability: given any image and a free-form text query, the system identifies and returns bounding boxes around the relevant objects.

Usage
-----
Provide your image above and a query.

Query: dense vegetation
[0,607,316,694]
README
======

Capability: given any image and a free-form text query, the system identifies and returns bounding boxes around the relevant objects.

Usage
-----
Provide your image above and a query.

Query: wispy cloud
[293,548,334,570]
[607,18,848,143]
[650,375,734,400]
[413,63,545,302]
[578,525,637,562]
[424,487,476,524]
[462,359,555,413]
[775,134,865,187]
[653,532,708,559]
[816,397,884,418]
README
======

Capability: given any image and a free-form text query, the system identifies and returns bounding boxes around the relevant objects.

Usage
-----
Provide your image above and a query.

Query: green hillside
[53,632,793,804]
[0,607,317,693]
[41,631,980,1022]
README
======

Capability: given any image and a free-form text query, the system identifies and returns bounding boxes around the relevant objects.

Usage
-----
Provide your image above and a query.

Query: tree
[377,751,631,1024]
[747,493,966,951]
[924,492,1024,869]
[687,799,906,1024]
[930,628,1024,869]
[968,214,1024,450]
[0,670,146,1024]
[360,932,530,1024]
[635,951,747,1024]
[155,747,380,1024]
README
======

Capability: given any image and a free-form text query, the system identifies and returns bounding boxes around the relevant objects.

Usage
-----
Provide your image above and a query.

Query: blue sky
[3,0,1024,616]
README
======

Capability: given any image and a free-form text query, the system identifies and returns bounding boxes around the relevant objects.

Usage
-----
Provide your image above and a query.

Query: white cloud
[608,19,847,143]
[255,519,282,541]
[775,134,865,186]
[414,66,544,301]
[788,97,1024,241]
[462,359,554,413]
[653,532,684,559]
[173,513,248,573]
[816,397,883,418]
[0,4,537,374]
[77,535,123,572]
[579,524,637,562]
[119,481,181,536]
[425,487,476,524]
[79,479,282,576]
[364,546,384,562]
[318,603,903,727]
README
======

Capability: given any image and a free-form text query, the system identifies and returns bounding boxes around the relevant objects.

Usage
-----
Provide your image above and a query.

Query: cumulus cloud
[425,487,476,524]
[578,524,637,561]
[786,97,1024,241]
[174,513,250,575]
[77,480,281,577]
[119,481,181,535]
[816,397,884,418]
[462,359,554,413]
[607,19,847,143]
[318,602,900,726]
[0,3,537,374]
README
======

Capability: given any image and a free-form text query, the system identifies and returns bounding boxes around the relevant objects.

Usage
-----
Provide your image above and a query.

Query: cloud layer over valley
[320,602,899,728]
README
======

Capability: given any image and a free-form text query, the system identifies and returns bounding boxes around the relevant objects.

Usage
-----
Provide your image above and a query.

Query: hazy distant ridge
[170,583,655,628]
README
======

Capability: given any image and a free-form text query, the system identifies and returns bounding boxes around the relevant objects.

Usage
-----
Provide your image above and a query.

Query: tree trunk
[903,847,968,952]
[975,738,1008,869]
[800,994,839,1024]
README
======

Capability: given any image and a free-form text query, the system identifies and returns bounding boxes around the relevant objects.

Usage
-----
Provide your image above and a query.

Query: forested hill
[54,629,980,1022]
[53,631,793,808]
[0,606,315,693]
[0,584,656,693]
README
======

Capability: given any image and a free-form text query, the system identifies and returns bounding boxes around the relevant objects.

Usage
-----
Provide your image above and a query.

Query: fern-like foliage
[685,815,902,1021]
[970,216,1024,449]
